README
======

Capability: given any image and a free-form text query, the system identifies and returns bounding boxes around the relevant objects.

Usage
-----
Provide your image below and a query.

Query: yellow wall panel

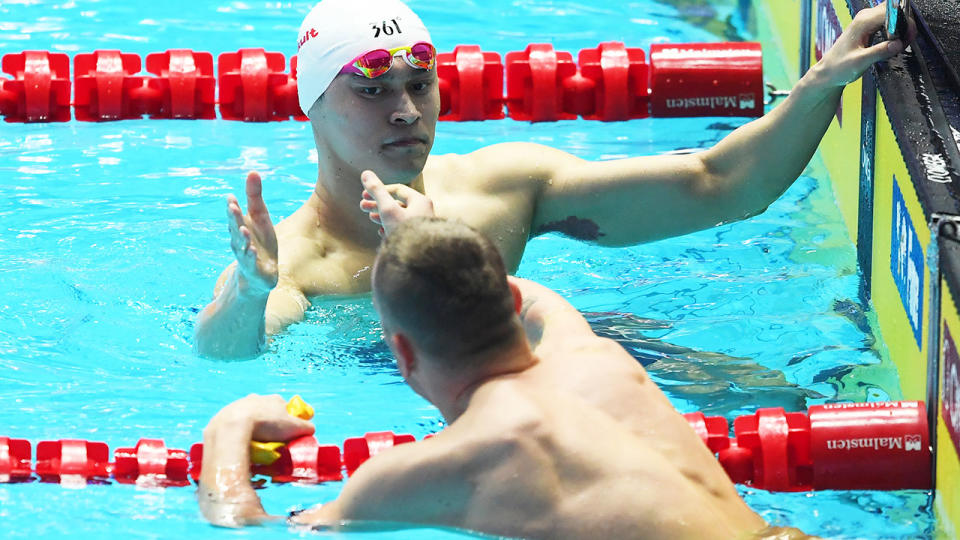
[937,282,960,538]
[871,98,929,401]
[817,0,862,244]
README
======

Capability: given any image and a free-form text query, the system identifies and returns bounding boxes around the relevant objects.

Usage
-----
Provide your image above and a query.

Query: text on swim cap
[298,28,319,51]
[298,18,404,51]
[370,19,403,38]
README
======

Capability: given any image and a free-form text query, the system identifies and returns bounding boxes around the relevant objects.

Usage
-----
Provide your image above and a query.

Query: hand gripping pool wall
[748,0,960,534]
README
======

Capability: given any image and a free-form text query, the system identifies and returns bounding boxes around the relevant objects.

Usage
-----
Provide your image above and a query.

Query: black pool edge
[841,0,960,498]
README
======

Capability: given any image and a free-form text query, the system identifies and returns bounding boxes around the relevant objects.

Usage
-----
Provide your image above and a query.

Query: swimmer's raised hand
[359,170,435,237]
[814,3,916,88]
[225,172,279,295]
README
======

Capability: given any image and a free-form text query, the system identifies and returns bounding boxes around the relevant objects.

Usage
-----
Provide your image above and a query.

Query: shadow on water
[655,0,749,42]
[586,311,824,416]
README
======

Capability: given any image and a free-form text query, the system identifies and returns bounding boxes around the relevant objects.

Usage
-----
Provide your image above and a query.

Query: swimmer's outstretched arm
[468,5,913,248]
[194,172,310,359]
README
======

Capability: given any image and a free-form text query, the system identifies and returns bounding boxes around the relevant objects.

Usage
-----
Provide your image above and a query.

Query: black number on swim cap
[371,19,402,38]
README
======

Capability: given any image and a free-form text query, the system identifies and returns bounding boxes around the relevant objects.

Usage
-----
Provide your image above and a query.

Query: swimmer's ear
[509,280,523,315]
[391,333,416,378]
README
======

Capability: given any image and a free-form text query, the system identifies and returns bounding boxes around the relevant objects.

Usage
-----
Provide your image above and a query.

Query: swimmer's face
[310,58,440,183]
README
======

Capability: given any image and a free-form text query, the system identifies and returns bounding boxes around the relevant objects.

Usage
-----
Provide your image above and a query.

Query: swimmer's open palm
[815,4,916,87]
[359,170,435,237]
[226,172,279,295]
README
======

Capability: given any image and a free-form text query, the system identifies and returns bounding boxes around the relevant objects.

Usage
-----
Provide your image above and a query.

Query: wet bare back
[293,278,768,539]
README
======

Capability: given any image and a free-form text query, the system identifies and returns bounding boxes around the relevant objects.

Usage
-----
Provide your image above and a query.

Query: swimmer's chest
[277,232,375,296]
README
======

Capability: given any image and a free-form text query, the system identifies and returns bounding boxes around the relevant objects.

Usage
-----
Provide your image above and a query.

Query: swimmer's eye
[410,80,432,94]
[356,86,384,97]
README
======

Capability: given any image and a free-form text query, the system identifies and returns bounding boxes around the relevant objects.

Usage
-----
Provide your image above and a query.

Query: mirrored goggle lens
[359,50,393,72]
[408,43,435,67]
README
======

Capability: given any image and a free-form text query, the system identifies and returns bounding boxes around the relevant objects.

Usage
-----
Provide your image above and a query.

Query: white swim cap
[296,0,432,117]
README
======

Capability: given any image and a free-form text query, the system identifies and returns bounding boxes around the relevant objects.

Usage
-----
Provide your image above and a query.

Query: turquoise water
[0,0,934,538]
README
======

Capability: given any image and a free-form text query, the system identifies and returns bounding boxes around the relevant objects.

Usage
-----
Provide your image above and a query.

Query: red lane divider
[706,401,931,491]
[650,42,763,118]
[437,45,504,121]
[144,50,217,119]
[0,437,32,481]
[2,401,927,491]
[35,439,110,484]
[343,431,416,474]
[0,42,764,123]
[577,42,650,121]
[189,435,343,484]
[1,51,72,122]
[114,439,190,487]
[506,43,578,122]
[218,48,298,122]
[74,50,143,121]
[734,407,812,492]
[682,411,730,454]
[809,402,931,490]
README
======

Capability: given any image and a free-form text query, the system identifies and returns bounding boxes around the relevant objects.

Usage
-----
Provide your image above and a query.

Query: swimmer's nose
[390,91,421,126]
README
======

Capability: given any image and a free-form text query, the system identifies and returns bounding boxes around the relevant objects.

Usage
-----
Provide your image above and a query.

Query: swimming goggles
[339,42,437,78]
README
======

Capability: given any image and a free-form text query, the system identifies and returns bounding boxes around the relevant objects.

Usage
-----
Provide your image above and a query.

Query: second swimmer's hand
[359,170,436,237]
[209,394,316,443]
[813,3,917,87]
[226,172,279,296]
[199,394,314,528]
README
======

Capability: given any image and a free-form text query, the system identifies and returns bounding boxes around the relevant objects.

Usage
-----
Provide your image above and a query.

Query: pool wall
[750,0,960,535]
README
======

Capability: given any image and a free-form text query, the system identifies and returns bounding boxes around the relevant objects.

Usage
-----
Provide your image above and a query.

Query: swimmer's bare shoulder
[423,146,552,269]
[510,276,622,353]
[426,142,570,190]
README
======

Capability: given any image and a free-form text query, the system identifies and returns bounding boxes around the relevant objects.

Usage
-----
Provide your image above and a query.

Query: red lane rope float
[343,431,416,474]
[73,50,143,121]
[650,42,764,117]
[437,45,505,122]
[114,439,190,487]
[0,41,763,124]
[218,48,300,122]
[0,401,931,491]
[144,50,217,120]
[1,51,72,122]
[706,400,932,491]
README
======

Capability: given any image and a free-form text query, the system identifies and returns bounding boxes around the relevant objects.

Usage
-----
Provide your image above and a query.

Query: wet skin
[194,4,917,359]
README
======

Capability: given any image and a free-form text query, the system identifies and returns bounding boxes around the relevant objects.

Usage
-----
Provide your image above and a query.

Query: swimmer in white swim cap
[196,3,915,365]
[292,0,439,186]
[295,0,434,117]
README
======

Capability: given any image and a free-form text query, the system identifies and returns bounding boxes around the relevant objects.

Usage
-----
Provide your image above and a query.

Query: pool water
[0,0,934,538]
